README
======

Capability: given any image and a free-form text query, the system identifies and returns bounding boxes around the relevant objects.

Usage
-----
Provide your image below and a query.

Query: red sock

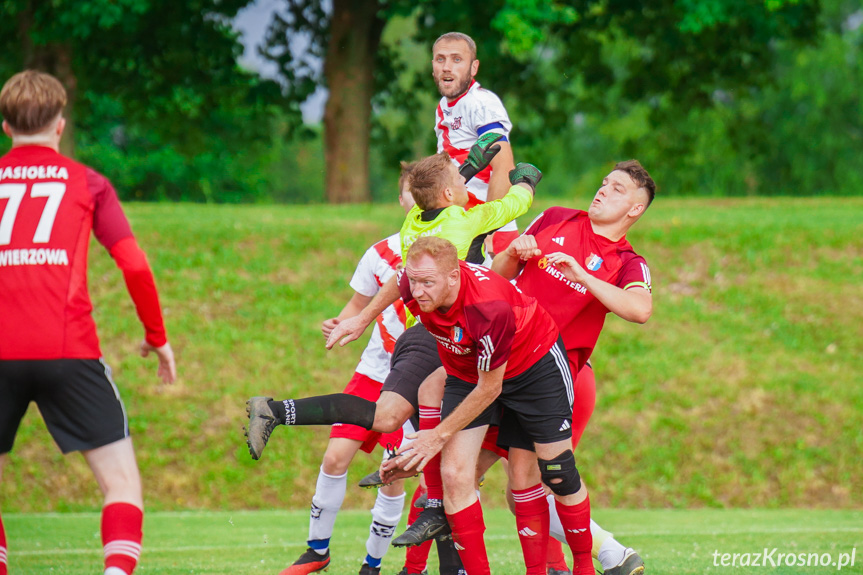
[404,485,432,573]
[418,405,443,501]
[0,512,7,575]
[554,495,593,575]
[546,537,569,572]
[102,502,143,575]
[446,500,490,575]
[513,484,550,575]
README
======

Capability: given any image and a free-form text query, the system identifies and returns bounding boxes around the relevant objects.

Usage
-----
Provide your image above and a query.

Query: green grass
[1,198,862,512]
[4,508,863,574]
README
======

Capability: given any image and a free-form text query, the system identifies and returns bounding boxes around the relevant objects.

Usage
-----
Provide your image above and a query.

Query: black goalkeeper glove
[508,163,542,193]
[459,132,504,182]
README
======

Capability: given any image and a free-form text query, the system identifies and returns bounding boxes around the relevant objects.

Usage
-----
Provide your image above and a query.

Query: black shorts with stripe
[381,323,442,414]
[0,358,129,454]
[442,337,574,449]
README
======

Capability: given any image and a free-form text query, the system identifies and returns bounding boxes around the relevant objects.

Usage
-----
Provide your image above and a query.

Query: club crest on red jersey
[451,325,464,343]
[585,253,603,271]
[452,116,462,130]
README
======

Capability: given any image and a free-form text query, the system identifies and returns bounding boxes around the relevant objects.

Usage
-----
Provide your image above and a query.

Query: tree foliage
[263,0,822,201]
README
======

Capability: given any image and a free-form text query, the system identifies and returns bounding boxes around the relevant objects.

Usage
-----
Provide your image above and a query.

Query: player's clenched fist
[459,132,504,182]
[505,234,542,261]
[509,162,542,193]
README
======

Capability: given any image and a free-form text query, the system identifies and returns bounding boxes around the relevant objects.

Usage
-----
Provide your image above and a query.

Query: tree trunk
[17,3,76,157]
[323,0,384,203]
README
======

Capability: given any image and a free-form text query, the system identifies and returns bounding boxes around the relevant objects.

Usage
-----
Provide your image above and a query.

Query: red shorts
[480,361,596,457]
[329,372,403,453]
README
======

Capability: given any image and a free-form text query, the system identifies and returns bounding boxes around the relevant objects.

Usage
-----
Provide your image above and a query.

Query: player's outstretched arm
[486,140,515,201]
[326,274,400,349]
[546,251,653,323]
[321,291,373,339]
[140,341,177,384]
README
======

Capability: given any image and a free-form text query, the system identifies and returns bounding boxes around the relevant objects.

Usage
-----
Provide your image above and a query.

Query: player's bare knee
[321,450,350,475]
[538,450,581,496]
[441,460,473,492]
[372,411,402,434]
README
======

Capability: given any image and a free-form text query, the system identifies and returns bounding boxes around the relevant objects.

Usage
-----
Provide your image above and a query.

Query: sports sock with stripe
[0,511,7,575]
[446,499,490,575]
[365,490,405,566]
[308,467,348,554]
[513,484,550,575]
[101,502,143,575]
[404,485,432,573]
[268,395,376,429]
[554,495,593,575]
[418,405,443,501]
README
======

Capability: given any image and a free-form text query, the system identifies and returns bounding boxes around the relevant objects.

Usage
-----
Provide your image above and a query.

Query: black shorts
[442,338,573,449]
[0,359,129,454]
[382,324,442,415]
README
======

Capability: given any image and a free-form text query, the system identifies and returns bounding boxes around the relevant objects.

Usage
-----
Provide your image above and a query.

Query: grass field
[1,197,862,513]
[5,508,862,574]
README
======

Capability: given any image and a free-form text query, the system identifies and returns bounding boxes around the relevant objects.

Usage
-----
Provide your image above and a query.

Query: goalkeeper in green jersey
[246,131,542,447]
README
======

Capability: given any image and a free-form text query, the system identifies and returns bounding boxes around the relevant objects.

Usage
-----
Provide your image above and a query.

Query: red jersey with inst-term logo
[398,260,559,383]
[515,208,652,372]
[0,145,165,360]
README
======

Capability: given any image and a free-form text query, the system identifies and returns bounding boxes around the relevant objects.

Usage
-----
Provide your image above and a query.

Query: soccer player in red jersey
[394,236,595,575]
[0,70,175,575]
[491,160,656,575]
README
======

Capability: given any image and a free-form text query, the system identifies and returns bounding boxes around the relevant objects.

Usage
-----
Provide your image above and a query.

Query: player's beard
[435,73,472,100]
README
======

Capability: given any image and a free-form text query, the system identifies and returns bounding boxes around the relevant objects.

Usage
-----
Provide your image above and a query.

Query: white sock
[547,494,566,543]
[597,534,627,569]
[104,568,129,575]
[308,467,348,553]
[366,491,406,562]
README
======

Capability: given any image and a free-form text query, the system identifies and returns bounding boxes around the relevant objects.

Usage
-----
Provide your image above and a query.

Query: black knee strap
[538,450,581,496]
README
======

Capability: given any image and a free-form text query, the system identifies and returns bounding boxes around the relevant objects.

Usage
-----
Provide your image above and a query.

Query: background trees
[1,0,860,201]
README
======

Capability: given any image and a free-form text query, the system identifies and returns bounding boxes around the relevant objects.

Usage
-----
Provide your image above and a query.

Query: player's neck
[589,219,627,242]
[11,137,60,152]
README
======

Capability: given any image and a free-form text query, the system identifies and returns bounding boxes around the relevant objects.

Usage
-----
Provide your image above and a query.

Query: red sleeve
[463,300,516,371]
[110,236,168,347]
[617,253,652,292]
[87,168,133,250]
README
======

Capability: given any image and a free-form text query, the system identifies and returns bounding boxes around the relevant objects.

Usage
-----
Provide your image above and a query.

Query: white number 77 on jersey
[0,182,66,245]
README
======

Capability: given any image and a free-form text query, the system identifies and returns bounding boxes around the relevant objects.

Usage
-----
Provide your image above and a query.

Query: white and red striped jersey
[435,80,512,205]
[349,232,407,382]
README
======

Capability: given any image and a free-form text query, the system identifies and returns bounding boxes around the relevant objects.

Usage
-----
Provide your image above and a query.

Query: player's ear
[2,121,11,138]
[56,117,66,137]
[471,59,479,77]
[448,268,460,285]
[628,201,646,219]
[442,186,453,204]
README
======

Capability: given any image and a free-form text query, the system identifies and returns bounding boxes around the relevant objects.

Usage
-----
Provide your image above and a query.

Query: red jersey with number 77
[514,207,652,372]
[398,260,559,383]
[0,145,166,360]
